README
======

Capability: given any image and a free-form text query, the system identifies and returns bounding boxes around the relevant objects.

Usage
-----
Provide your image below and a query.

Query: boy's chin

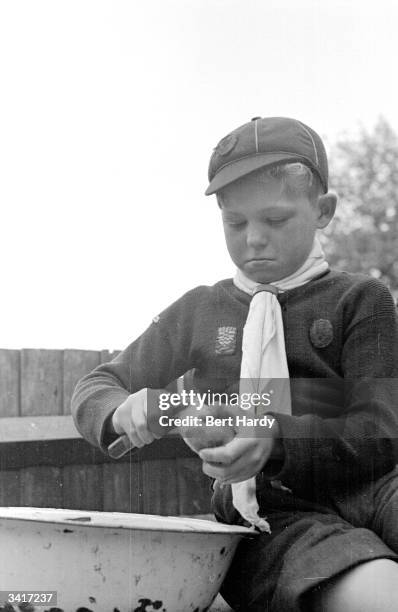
[240,266,281,284]
[239,260,305,284]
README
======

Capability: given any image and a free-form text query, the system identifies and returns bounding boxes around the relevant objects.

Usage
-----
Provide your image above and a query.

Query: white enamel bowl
[0,507,254,612]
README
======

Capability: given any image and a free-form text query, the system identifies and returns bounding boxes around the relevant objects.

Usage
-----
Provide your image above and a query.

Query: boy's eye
[267,218,288,226]
[224,219,246,228]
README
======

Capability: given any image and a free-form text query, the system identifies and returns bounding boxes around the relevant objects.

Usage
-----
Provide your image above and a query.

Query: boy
[72,117,398,612]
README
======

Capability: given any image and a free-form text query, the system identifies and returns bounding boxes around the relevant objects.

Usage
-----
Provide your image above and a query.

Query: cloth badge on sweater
[215,326,237,355]
[310,318,334,348]
[230,238,329,532]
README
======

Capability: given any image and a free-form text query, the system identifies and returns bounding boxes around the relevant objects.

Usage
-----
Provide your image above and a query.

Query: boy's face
[220,175,324,283]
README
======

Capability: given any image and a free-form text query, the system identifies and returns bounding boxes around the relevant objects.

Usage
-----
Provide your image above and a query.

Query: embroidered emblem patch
[214,133,238,157]
[215,326,237,355]
[309,319,333,348]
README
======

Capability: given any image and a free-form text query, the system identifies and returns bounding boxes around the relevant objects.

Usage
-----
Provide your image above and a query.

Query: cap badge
[214,133,238,157]
[309,319,333,348]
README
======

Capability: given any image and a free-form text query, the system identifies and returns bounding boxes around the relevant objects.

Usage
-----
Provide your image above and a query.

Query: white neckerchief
[231,237,328,531]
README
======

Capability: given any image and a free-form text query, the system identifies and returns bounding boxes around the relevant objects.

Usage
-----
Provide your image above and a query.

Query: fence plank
[142,458,179,515]
[0,470,20,506]
[0,349,20,417]
[0,436,194,471]
[0,415,80,443]
[21,349,63,416]
[177,457,212,515]
[62,464,103,511]
[63,349,101,414]
[20,466,63,507]
[103,462,142,513]
[100,350,120,364]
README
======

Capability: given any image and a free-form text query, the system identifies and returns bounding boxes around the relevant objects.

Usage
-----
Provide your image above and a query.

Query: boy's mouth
[246,257,275,264]
[245,258,276,273]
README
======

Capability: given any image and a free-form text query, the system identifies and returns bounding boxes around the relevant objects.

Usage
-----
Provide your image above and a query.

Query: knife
[108,434,137,459]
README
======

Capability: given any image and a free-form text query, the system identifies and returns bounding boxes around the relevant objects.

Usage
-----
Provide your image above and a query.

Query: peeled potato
[178,403,236,453]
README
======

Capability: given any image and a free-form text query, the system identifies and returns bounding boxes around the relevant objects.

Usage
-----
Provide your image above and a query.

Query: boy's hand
[198,420,280,484]
[112,388,163,448]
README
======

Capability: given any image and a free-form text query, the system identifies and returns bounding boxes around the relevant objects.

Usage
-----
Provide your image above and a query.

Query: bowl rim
[0,507,256,536]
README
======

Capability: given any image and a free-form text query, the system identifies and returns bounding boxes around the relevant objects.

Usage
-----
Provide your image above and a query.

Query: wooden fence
[0,349,212,516]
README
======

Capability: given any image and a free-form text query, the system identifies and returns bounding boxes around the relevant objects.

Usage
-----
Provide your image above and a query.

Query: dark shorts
[211,467,398,612]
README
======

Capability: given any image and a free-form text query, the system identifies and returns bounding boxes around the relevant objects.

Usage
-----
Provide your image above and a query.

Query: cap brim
[205,152,314,195]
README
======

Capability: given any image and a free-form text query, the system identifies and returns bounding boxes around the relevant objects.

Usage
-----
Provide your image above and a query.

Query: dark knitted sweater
[71,269,398,499]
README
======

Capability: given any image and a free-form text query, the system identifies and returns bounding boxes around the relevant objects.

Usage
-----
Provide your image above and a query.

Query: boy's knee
[374,473,398,552]
[306,559,398,612]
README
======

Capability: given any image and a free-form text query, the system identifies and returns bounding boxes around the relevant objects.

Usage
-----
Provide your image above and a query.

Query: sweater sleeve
[71,288,201,452]
[266,278,398,498]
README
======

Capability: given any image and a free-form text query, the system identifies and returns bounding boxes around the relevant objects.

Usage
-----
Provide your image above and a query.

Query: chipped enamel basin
[0,507,255,612]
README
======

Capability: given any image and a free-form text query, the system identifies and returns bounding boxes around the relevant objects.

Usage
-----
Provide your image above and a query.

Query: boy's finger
[199,437,251,464]
[130,396,154,444]
[202,455,252,482]
[126,429,145,448]
[135,419,155,444]
[202,444,265,482]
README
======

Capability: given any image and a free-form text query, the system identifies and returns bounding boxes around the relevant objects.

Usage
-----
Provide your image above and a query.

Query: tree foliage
[322,117,398,295]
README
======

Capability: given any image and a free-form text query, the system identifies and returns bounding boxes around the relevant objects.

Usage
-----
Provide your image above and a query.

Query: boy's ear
[315,192,337,229]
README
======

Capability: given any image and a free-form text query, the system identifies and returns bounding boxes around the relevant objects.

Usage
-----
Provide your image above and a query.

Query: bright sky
[1,0,398,350]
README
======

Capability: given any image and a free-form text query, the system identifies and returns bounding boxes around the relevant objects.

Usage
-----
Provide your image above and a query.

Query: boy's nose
[246,224,268,248]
